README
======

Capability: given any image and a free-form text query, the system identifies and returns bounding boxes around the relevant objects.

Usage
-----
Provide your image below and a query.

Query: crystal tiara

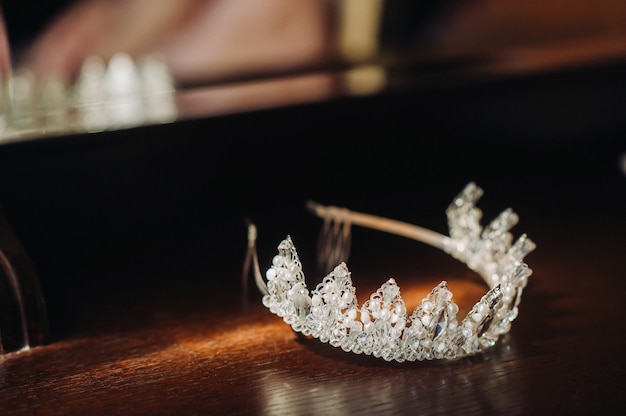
[244,183,536,362]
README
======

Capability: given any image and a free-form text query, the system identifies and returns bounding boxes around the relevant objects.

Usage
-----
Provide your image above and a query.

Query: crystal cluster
[1,53,177,141]
[261,183,535,362]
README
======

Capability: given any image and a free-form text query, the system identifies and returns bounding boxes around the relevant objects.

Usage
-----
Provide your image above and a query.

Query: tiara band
[245,182,536,362]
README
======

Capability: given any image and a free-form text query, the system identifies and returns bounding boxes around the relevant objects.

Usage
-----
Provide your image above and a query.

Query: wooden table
[0,58,624,415]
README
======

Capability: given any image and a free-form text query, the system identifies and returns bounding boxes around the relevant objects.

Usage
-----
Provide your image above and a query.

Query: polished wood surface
[0,58,624,415]
[0,197,623,415]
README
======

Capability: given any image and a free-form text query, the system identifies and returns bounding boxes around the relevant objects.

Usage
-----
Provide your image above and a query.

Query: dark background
[0,3,625,412]
[0,58,624,339]
[2,1,71,51]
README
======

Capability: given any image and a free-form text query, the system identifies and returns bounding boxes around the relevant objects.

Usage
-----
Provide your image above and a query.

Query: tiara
[245,182,536,362]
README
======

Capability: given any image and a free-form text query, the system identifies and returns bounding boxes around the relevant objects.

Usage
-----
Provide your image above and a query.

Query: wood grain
[0,201,623,415]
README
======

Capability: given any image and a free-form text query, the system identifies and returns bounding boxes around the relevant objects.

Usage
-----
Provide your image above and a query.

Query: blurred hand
[19,0,332,87]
